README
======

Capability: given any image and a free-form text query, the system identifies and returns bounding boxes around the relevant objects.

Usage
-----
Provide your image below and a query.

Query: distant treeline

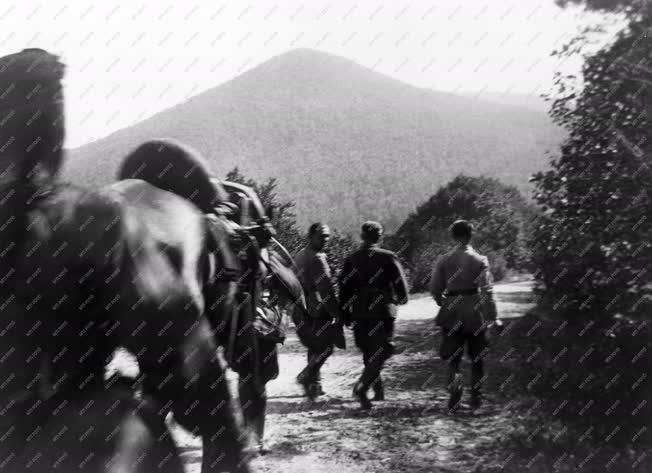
[386,174,536,292]
[226,168,534,292]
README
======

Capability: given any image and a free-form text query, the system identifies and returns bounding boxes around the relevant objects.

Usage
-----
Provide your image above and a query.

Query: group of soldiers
[291,219,500,411]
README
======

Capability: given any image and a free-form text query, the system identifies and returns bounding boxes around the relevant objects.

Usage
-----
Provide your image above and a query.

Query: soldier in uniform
[339,221,409,409]
[430,220,501,412]
[294,223,346,400]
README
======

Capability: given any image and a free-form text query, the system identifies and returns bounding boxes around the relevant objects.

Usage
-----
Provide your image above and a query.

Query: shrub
[530,6,651,318]
[508,311,651,449]
[390,175,536,292]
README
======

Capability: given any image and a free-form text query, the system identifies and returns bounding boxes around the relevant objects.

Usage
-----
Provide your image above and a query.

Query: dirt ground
[109,280,535,473]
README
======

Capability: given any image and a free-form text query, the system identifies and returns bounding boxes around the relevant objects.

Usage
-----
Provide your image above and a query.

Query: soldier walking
[294,223,346,400]
[339,221,409,409]
[430,220,501,412]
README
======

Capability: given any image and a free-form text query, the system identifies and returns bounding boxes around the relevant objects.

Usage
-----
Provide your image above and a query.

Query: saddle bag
[253,303,288,344]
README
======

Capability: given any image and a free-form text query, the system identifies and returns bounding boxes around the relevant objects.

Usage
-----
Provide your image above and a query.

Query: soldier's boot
[372,377,385,401]
[447,373,464,413]
[353,381,372,410]
[470,363,485,410]
[296,369,316,400]
[306,382,321,401]
[470,391,483,410]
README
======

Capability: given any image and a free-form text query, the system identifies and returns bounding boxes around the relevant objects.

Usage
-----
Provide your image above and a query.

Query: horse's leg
[238,378,268,453]
[252,387,268,453]
[139,336,251,473]
[192,353,252,473]
[109,395,185,473]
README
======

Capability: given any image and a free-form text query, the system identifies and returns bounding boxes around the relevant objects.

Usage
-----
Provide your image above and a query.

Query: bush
[224,167,358,275]
[508,311,651,450]
[511,2,652,467]
[390,175,536,292]
[530,6,651,318]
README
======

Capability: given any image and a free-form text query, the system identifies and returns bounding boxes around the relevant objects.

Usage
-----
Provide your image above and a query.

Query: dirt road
[109,279,535,473]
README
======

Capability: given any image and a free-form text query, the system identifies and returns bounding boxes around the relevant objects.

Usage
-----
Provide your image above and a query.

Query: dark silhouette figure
[294,223,346,400]
[339,221,409,409]
[0,49,252,473]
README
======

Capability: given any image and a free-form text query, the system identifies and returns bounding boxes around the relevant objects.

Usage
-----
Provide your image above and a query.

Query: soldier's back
[439,246,488,292]
[436,246,493,334]
[347,246,401,318]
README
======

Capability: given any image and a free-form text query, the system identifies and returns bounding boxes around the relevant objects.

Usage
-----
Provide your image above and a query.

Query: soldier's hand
[487,319,504,337]
[494,319,505,334]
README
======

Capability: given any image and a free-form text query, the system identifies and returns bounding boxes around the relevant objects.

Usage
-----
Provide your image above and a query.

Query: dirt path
[109,279,535,473]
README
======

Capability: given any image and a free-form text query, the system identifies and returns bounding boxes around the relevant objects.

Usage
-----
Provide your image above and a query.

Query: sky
[0,0,618,148]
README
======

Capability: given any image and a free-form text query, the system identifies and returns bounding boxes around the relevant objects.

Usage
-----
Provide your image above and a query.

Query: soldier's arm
[429,256,446,306]
[477,257,498,322]
[314,253,343,319]
[390,254,409,305]
[338,256,355,314]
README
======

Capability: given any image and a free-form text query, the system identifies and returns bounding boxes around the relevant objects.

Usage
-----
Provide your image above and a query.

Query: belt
[446,288,479,296]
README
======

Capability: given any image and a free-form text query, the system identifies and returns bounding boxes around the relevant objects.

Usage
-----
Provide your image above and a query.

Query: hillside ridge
[64,48,563,232]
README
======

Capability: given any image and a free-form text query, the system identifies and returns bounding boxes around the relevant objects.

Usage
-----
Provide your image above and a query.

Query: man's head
[450,220,473,244]
[360,221,383,244]
[308,223,331,251]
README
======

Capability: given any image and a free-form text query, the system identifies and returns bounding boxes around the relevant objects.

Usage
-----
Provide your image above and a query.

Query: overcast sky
[0,0,617,147]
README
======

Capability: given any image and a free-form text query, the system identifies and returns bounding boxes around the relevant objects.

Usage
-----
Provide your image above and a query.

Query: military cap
[361,221,383,241]
[450,220,474,239]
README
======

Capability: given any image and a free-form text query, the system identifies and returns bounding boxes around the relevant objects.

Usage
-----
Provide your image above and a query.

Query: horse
[118,140,307,455]
[0,49,252,472]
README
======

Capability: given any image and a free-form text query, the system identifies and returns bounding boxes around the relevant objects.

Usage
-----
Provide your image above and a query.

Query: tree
[392,175,536,291]
[508,0,652,456]
[225,167,303,254]
[531,0,651,317]
[223,168,357,274]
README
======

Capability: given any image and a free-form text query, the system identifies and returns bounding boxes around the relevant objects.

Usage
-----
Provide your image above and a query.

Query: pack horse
[0,48,302,472]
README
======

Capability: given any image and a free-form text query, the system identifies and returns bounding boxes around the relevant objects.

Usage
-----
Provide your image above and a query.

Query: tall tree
[225,167,303,253]
[223,168,357,273]
[531,0,651,317]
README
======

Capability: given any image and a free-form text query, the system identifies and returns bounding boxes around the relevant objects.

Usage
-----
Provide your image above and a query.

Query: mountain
[63,48,564,233]
[458,91,551,113]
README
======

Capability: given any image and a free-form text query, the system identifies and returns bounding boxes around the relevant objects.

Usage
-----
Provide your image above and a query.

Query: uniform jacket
[430,245,498,334]
[339,243,409,320]
[294,246,341,320]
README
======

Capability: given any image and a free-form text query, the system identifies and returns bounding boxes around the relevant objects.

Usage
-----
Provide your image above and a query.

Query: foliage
[324,230,359,278]
[556,0,645,12]
[508,312,651,450]
[390,175,537,292]
[225,167,304,254]
[530,1,651,318]
[224,167,357,274]
[511,0,652,461]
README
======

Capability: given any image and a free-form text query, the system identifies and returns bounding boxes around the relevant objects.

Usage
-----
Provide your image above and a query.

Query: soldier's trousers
[297,317,336,385]
[352,318,395,392]
[440,329,487,395]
